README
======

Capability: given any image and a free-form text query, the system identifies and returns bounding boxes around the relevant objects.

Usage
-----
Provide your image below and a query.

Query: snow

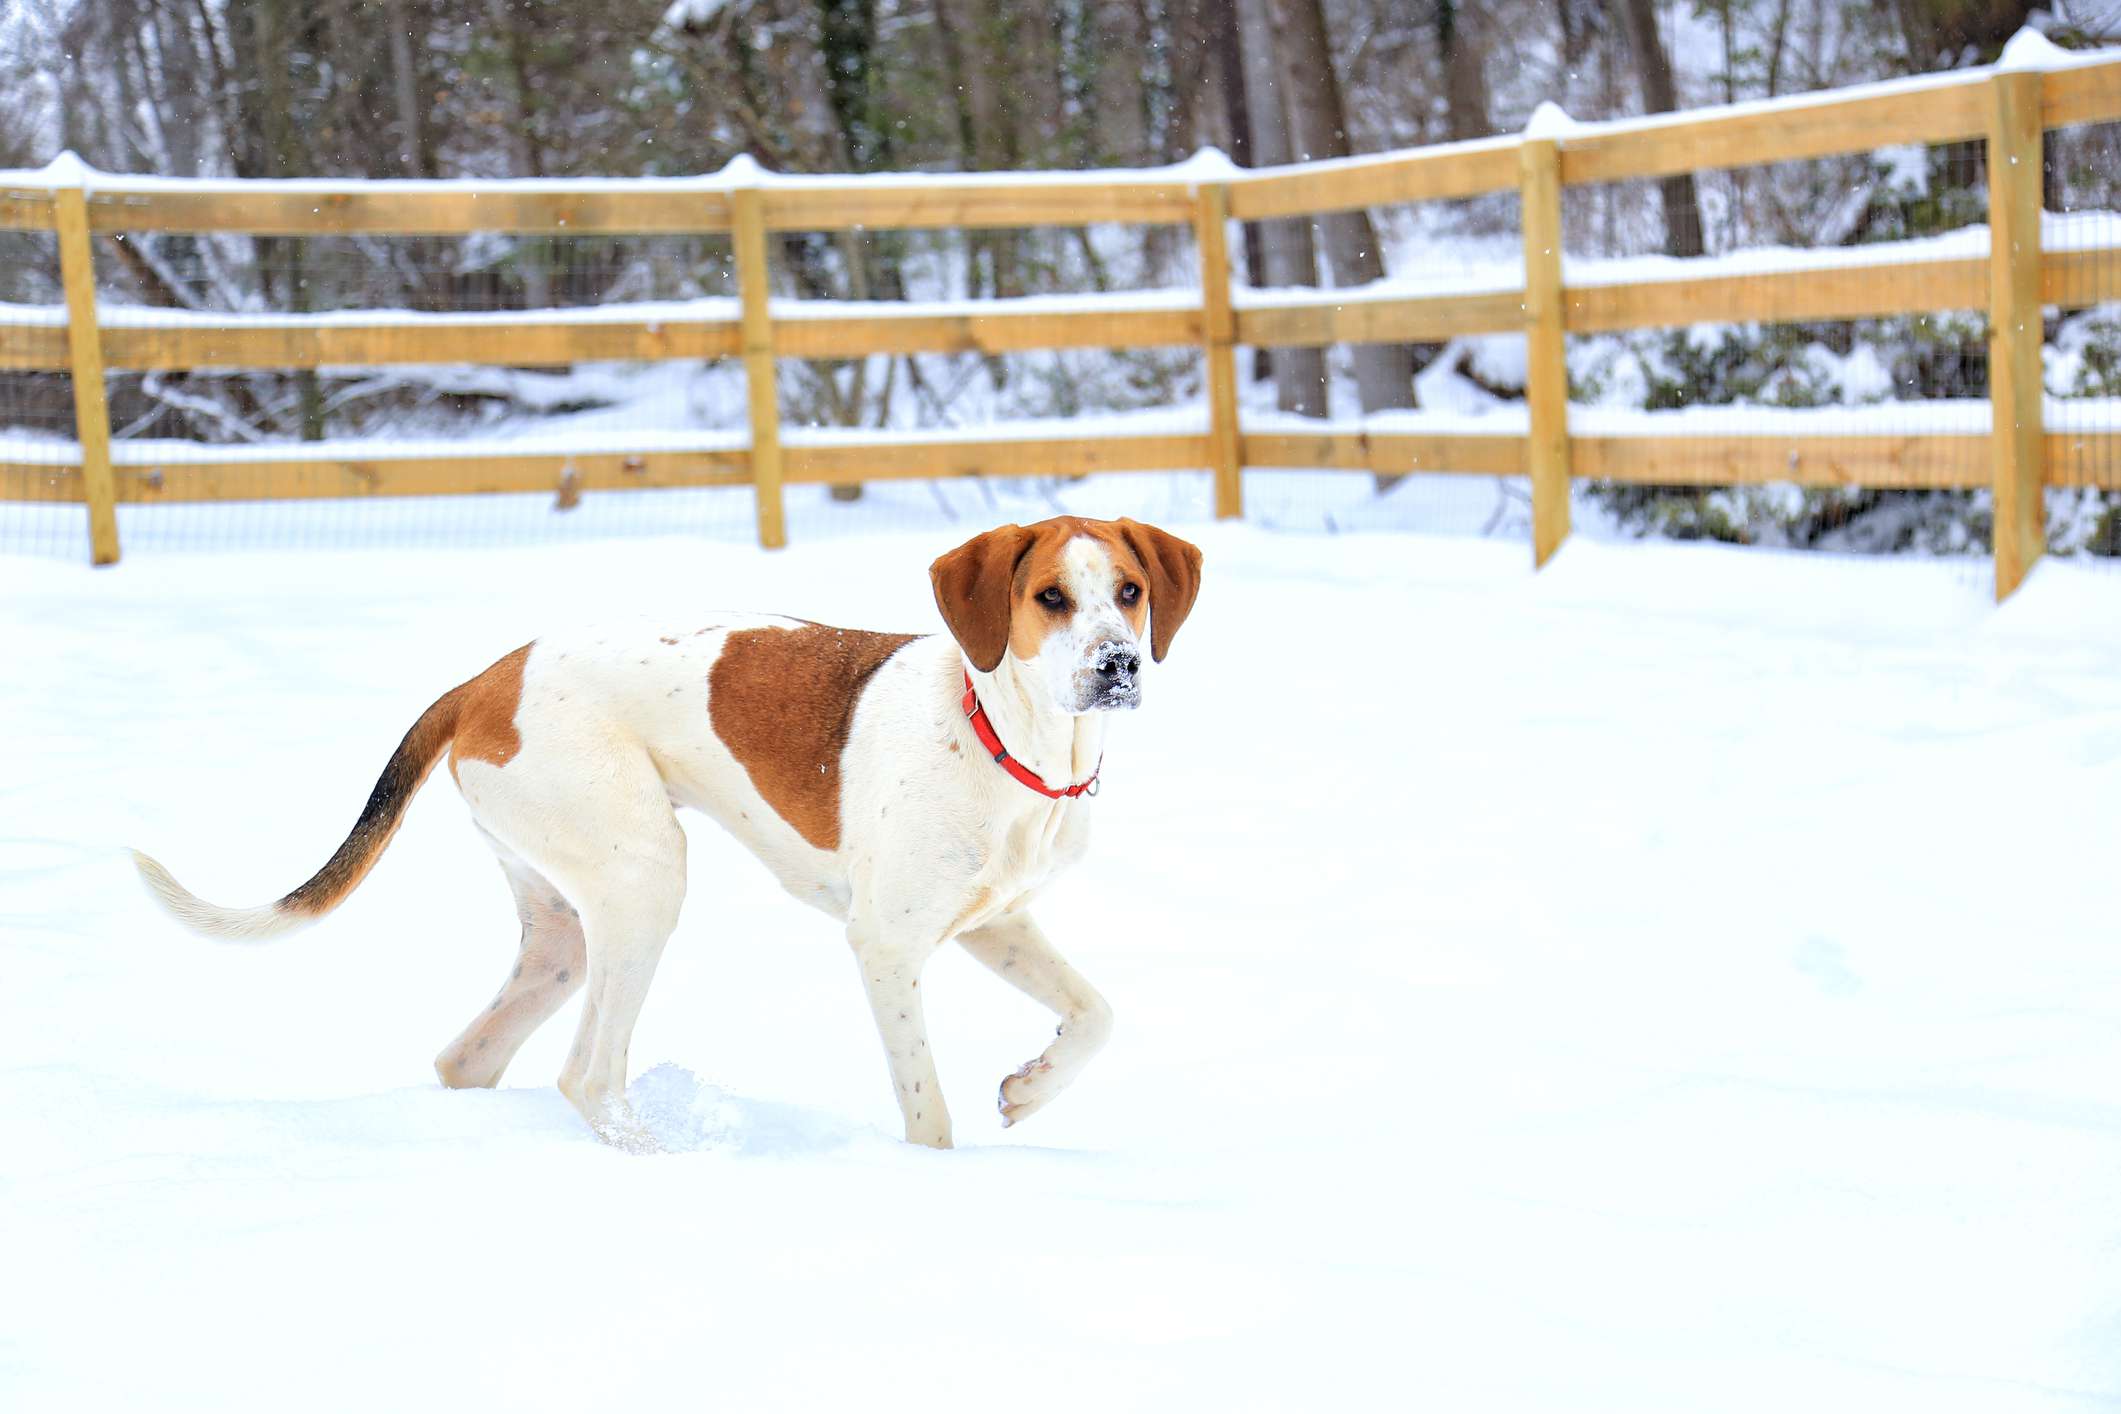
[1523,100,1580,140]
[13,391,2120,473]
[7,524,2121,1410]
[1237,397,2121,438]
[0,405,1208,469]
[0,155,747,197]
[1235,131,1521,192]
[1244,405,1532,438]
[35,149,88,187]
[1998,28,2074,72]
[0,426,747,467]
[1233,265,1523,307]
[660,0,738,33]
[1235,213,2119,314]
[1875,143,1931,196]
[778,406,1206,446]
[0,213,2097,359]
[6,212,2098,333]
[0,287,1202,331]
[21,298,744,330]
[772,288,1201,322]
[0,147,1247,199]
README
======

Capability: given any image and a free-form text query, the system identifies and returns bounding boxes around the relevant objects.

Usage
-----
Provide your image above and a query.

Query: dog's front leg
[849,925,953,1148]
[958,910,1112,1128]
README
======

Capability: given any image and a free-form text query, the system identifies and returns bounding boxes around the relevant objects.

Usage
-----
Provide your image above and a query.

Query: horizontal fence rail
[1,44,2118,592]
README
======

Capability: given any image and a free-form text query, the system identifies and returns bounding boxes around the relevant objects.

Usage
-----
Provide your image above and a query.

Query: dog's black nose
[1097,648,1141,680]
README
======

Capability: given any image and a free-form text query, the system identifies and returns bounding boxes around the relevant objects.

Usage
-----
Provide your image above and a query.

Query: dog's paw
[997,1057,1054,1128]
[593,1119,665,1155]
[588,1103,665,1156]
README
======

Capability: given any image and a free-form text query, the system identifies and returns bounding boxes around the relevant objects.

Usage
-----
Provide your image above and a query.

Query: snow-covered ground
[7,522,2121,1411]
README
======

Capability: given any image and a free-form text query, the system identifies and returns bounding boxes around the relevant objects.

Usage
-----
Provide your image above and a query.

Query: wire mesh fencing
[80,229,765,555]
[1561,140,1996,562]
[2045,118,2121,564]
[1229,186,1539,540]
[770,218,1218,543]
[0,230,83,559]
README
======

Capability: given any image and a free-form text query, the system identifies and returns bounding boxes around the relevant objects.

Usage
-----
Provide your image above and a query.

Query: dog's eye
[1038,587,1066,609]
[1119,583,1140,604]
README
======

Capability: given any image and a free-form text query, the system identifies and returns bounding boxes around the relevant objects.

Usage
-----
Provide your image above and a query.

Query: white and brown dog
[133,516,1202,1151]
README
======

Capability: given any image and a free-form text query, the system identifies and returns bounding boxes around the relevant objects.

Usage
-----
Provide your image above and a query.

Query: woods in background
[15,2,2111,269]
[2,0,2119,548]
[17,3,2107,178]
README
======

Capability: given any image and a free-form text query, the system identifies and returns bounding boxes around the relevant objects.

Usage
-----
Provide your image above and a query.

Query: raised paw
[997,1057,1055,1128]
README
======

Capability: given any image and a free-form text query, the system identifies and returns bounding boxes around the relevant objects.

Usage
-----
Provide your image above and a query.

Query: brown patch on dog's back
[449,643,532,779]
[710,624,917,851]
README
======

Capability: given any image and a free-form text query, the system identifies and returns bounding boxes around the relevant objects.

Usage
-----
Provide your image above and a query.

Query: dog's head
[930,516,1203,715]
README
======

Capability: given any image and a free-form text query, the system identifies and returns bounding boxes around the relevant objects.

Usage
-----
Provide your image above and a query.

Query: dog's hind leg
[957,910,1112,1128]
[553,833,685,1153]
[543,777,687,1152]
[434,842,586,1091]
[457,736,688,1152]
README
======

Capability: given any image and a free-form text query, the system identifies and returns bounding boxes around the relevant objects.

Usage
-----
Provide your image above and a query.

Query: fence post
[1519,134,1570,568]
[1987,69,2045,602]
[730,182,787,550]
[1193,182,1243,519]
[52,175,119,565]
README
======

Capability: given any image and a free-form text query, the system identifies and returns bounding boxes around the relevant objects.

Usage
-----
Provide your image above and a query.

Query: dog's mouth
[1084,681,1141,711]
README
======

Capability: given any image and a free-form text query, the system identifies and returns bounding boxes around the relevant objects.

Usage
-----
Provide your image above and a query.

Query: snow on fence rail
[1,37,2118,596]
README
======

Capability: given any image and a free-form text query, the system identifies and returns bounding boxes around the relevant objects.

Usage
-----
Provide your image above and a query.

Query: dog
[133,516,1203,1150]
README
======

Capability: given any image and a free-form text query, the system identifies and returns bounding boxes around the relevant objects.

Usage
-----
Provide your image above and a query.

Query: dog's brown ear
[930,524,1035,672]
[1115,519,1203,662]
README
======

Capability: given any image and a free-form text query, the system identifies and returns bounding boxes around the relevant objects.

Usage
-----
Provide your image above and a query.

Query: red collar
[961,671,1101,799]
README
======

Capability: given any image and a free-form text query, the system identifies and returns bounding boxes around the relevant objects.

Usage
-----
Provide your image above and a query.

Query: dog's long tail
[131,682,472,943]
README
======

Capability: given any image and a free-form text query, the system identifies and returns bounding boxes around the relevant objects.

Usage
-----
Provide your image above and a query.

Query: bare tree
[1437,0,1493,143]
[1617,0,1707,257]
[1233,0,1328,415]
[1267,0,1416,416]
[1210,0,1275,387]
[385,0,431,179]
[1885,0,2035,66]
[1208,0,1266,295]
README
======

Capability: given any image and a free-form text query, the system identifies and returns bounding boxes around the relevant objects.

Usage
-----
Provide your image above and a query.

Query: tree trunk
[1436,0,1492,143]
[1618,0,1707,258]
[255,0,325,440]
[386,0,429,179]
[1889,0,2034,67]
[1765,0,1794,95]
[489,0,551,308]
[1268,0,1415,418]
[1012,0,1065,167]
[1208,0,1266,298]
[1233,0,1326,415]
[1158,0,1208,163]
[817,0,894,502]
[1088,0,1150,163]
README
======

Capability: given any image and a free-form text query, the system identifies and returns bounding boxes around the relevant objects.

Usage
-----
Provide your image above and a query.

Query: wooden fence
[3,51,2119,598]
